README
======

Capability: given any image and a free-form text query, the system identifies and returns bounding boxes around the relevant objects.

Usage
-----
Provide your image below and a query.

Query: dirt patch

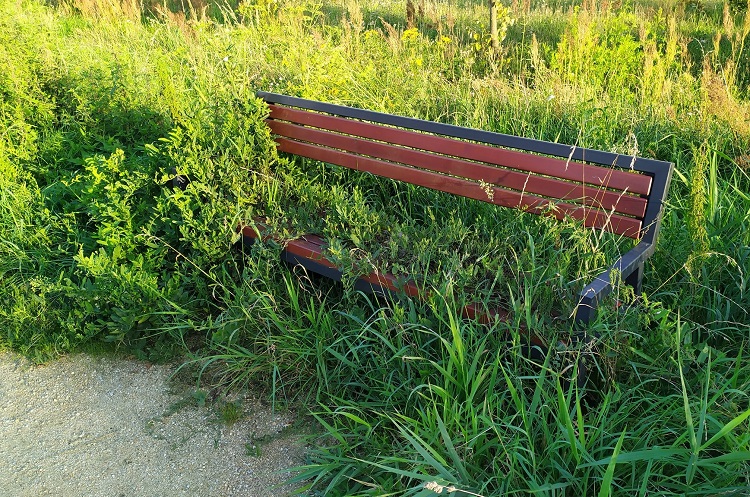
[0,352,308,496]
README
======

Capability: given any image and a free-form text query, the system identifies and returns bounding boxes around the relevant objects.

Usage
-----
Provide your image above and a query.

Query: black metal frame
[257,92,674,325]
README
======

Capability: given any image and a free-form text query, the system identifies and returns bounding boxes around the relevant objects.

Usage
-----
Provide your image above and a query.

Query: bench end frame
[575,157,673,325]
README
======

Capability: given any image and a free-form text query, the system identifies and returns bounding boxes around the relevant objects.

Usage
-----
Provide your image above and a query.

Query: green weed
[0,0,748,494]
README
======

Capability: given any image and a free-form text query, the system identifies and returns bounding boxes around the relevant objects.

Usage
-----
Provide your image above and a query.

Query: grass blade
[597,428,626,497]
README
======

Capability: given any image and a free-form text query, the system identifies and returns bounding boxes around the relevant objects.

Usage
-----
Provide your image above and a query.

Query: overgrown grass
[1,0,748,494]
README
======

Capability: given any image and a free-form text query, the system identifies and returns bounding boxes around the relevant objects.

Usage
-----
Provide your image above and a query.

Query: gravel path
[0,352,308,496]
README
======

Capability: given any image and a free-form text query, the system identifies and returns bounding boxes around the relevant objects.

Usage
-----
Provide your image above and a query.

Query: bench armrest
[575,241,655,324]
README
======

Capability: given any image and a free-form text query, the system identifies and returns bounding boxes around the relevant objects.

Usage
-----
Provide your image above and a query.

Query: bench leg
[574,294,597,326]
[625,261,644,295]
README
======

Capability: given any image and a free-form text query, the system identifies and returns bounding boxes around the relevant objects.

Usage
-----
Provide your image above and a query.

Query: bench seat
[242,92,673,327]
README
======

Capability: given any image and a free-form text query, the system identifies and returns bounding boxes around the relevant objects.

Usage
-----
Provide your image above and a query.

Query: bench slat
[269,120,648,219]
[268,105,653,197]
[241,224,524,331]
[276,137,643,238]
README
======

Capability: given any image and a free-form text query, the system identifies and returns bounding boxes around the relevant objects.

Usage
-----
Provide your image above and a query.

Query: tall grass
[1,0,748,494]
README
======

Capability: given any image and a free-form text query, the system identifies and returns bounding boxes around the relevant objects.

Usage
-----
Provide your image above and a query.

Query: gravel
[0,352,308,497]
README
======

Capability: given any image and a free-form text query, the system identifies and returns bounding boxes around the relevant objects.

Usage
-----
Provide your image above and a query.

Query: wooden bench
[241,92,673,329]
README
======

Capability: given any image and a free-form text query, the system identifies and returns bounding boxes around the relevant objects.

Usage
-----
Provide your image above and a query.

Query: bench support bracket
[625,261,645,296]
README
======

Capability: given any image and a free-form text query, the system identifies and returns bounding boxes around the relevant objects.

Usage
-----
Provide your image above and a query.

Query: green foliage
[0,0,749,494]
[289,305,750,495]
[0,0,279,358]
[551,9,645,102]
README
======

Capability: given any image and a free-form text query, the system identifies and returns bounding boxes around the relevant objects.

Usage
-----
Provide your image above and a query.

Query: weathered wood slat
[239,223,540,335]
[268,120,648,218]
[268,105,653,196]
[276,137,643,238]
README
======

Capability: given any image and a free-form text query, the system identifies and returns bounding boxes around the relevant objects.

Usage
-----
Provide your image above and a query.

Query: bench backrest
[258,92,672,245]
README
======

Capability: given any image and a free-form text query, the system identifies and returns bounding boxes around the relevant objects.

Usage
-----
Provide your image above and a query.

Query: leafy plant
[1,0,748,494]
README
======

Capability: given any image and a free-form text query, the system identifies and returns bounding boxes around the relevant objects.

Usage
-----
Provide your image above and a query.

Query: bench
[240,92,673,329]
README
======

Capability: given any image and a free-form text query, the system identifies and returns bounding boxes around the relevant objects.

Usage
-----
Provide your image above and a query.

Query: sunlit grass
[0,0,748,494]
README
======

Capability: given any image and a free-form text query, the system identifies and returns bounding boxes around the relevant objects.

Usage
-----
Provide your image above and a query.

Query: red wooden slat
[269,120,648,218]
[240,225,259,239]
[296,234,325,248]
[358,271,422,298]
[268,105,652,196]
[276,138,643,238]
[239,224,275,242]
[286,237,338,268]
[240,223,556,343]
[284,233,423,297]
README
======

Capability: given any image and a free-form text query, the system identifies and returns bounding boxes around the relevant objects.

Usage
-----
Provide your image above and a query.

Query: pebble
[0,352,307,497]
